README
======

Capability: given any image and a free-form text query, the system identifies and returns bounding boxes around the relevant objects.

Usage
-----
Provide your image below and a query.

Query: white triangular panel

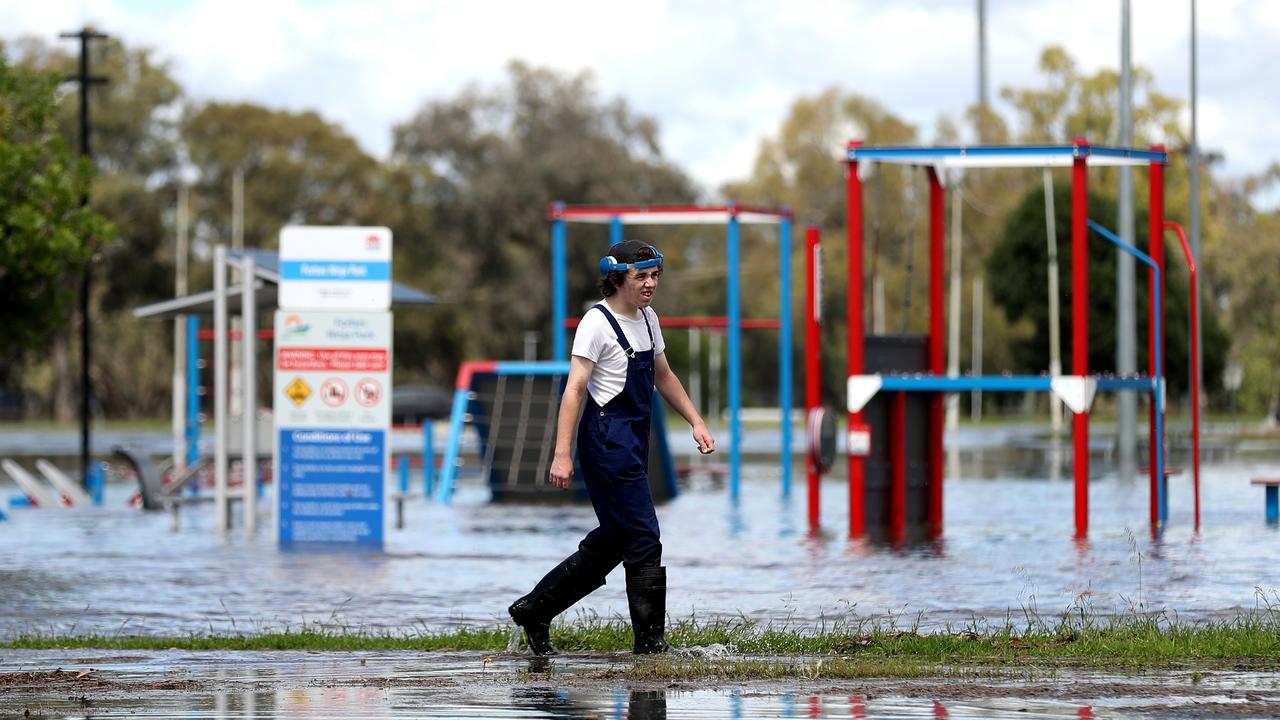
[1050,376,1098,414]
[846,375,883,413]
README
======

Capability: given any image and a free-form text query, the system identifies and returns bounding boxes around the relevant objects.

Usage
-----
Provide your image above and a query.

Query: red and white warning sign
[320,378,348,407]
[355,378,382,408]
[274,311,392,428]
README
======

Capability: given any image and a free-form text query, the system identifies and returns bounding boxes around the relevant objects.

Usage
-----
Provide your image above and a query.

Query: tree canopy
[0,54,112,365]
[0,36,1274,419]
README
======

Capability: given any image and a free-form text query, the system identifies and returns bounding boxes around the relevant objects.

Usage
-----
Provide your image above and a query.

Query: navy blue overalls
[574,303,662,569]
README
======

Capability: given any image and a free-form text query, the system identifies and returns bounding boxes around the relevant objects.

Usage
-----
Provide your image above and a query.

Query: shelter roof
[132,249,434,320]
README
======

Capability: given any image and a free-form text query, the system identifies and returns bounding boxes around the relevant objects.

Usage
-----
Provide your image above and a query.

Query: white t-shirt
[572,304,666,406]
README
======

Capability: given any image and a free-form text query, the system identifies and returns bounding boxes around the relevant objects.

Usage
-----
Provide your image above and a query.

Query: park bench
[1251,478,1280,525]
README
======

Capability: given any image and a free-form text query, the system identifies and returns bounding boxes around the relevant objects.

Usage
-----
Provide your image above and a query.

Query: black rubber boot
[625,565,671,654]
[508,552,606,655]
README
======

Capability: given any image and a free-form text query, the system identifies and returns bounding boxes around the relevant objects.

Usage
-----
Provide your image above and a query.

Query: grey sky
[7,0,1276,193]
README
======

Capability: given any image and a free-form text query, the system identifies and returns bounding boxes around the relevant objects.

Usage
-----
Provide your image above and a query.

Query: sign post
[274,227,392,546]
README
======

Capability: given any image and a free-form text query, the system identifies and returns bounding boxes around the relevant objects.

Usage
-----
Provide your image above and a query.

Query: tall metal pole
[946,179,962,433]
[970,277,983,421]
[1189,0,1203,408]
[59,28,108,486]
[1044,169,1063,433]
[213,245,229,531]
[977,0,988,109]
[1117,0,1138,480]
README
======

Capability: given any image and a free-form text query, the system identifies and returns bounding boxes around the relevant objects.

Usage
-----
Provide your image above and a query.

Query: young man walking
[509,240,715,655]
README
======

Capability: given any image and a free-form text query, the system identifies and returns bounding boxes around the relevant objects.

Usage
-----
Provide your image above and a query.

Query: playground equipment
[843,140,1196,540]
[549,203,795,499]
[1,458,102,508]
[435,361,679,503]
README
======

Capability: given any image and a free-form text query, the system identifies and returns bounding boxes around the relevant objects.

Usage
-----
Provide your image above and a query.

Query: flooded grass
[7,604,1280,672]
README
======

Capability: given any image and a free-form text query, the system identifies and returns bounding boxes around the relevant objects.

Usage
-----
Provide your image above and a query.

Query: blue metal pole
[552,213,567,361]
[397,456,409,494]
[185,314,200,468]
[422,419,435,499]
[88,461,104,505]
[778,216,793,498]
[609,216,624,247]
[727,213,742,500]
[436,389,471,502]
[1089,219,1167,525]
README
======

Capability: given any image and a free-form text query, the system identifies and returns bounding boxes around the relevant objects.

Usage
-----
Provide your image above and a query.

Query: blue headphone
[598,245,665,276]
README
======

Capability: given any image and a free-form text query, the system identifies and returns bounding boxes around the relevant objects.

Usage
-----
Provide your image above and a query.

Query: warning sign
[355,378,382,408]
[274,309,392,546]
[286,377,311,406]
[320,378,348,407]
[277,348,388,372]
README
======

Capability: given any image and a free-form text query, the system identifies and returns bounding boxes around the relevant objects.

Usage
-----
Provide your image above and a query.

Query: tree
[7,35,184,418]
[388,61,697,379]
[0,54,112,365]
[1203,165,1280,415]
[182,102,382,253]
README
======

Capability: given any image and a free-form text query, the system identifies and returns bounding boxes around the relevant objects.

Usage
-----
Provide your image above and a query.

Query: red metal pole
[1071,140,1090,539]
[846,143,865,539]
[1148,150,1166,528]
[806,225,822,531]
[1164,219,1200,530]
[890,390,907,545]
[927,169,946,537]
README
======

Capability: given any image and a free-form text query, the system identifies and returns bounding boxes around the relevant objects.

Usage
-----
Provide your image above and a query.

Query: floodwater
[3,426,1280,718]
[4,648,1280,719]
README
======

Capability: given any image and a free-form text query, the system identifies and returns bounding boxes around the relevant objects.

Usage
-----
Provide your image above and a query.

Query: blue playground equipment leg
[1266,486,1278,525]
[778,215,792,498]
[423,420,435,499]
[88,461,104,505]
[727,214,742,500]
[397,456,409,495]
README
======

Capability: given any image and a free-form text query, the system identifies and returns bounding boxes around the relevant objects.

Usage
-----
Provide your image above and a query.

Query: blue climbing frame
[548,204,795,500]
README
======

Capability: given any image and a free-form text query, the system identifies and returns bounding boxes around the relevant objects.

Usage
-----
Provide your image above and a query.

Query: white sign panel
[274,310,392,544]
[279,226,392,311]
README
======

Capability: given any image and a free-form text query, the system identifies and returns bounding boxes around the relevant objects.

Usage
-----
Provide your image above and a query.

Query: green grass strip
[5,608,1280,670]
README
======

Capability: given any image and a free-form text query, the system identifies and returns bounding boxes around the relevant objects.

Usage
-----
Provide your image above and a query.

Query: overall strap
[592,304,634,358]
[640,308,655,347]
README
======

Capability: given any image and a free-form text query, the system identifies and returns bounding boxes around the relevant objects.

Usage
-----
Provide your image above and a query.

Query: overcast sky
[6,0,1277,194]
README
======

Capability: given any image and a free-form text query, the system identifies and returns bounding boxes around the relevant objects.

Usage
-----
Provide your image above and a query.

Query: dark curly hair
[598,240,662,297]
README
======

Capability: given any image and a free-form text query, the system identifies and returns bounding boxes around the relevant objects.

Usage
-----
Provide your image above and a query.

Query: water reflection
[509,687,665,719]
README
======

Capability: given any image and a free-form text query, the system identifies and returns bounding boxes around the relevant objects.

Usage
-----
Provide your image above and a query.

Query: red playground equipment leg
[1071,140,1090,539]
[846,143,865,539]
[805,225,822,531]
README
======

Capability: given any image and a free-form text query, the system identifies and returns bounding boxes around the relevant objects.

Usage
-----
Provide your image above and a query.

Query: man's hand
[549,455,573,489]
[692,422,716,455]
